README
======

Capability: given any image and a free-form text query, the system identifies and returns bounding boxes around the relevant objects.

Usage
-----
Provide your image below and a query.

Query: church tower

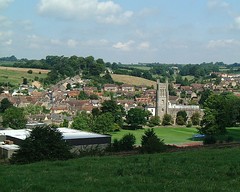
[155,79,169,119]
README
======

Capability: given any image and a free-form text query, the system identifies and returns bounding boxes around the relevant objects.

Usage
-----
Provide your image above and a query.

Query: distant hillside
[111,74,156,88]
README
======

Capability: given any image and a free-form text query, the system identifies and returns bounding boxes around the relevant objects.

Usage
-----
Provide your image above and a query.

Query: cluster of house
[0,72,239,125]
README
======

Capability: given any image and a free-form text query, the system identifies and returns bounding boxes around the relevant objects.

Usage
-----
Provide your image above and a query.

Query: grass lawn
[110,127,240,145]
[1,147,240,191]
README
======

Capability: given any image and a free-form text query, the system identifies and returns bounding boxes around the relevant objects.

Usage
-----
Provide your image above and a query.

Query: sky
[0,0,240,64]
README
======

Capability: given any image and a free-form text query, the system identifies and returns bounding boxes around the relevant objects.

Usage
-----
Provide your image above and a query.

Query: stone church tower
[155,79,169,120]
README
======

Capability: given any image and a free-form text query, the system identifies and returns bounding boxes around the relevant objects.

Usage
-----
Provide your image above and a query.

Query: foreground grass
[111,127,240,145]
[1,147,240,191]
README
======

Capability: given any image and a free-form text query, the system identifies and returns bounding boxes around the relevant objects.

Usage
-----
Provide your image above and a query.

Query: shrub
[203,135,216,145]
[186,121,192,127]
[148,116,160,127]
[141,129,165,153]
[111,134,136,152]
[27,70,33,74]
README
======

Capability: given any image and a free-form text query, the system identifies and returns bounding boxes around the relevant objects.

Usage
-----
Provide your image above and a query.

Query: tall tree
[10,126,73,164]
[2,107,27,129]
[126,108,148,129]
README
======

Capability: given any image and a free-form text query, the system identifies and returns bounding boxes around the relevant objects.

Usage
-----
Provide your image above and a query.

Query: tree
[60,119,69,127]
[0,98,13,113]
[101,100,125,126]
[162,114,173,126]
[71,112,93,131]
[199,89,212,106]
[148,116,161,127]
[191,112,201,126]
[22,78,28,85]
[92,112,115,134]
[176,110,188,125]
[66,83,71,90]
[141,129,165,153]
[27,70,33,74]
[200,92,240,135]
[10,126,73,164]
[2,107,27,129]
[126,108,148,129]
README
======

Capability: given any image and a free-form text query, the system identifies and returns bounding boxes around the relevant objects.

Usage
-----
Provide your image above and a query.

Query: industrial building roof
[0,128,110,141]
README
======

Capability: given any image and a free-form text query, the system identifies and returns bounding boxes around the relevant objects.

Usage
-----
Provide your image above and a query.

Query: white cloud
[38,0,133,24]
[67,39,78,48]
[234,16,240,29]
[207,39,240,48]
[113,40,134,51]
[207,0,229,9]
[0,0,13,10]
[138,41,150,50]
[27,34,44,49]
[50,39,63,46]
[0,16,12,28]
[4,39,12,45]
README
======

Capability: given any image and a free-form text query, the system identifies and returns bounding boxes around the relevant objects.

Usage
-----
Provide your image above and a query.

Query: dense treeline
[0,55,17,62]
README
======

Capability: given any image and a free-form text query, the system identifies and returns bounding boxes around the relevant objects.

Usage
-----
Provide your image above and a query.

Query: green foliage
[191,112,201,125]
[162,114,173,126]
[93,112,115,134]
[10,126,73,164]
[27,70,33,74]
[71,112,93,131]
[126,108,148,128]
[141,129,165,153]
[2,107,27,129]
[101,100,125,126]
[200,92,240,135]
[176,111,187,125]
[0,98,13,113]
[112,133,136,151]
[203,135,216,145]
[60,119,69,127]
[23,104,45,115]
[148,116,161,127]
[78,91,89,100]
[89,94,98,100]
[66,83,71,90]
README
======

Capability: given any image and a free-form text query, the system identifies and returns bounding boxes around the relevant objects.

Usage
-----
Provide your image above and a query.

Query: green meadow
[1,147,240,191]
[111,127,240,145]
[0,68,47,87]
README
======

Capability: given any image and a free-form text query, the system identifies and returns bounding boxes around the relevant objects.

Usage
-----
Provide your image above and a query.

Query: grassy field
[0,67,49,87]
[1,147,240,191]
[111,74,156,88]
[111,127,240,145]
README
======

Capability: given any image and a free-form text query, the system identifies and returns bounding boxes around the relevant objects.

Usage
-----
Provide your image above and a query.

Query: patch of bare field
[0,66,50,74]
[111,74,156,88]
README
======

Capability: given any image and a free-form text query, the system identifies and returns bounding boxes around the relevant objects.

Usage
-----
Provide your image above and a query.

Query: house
[121,84,135,92]
[103,84,118,92]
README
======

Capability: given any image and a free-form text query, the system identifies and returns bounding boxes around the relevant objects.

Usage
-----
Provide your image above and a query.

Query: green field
[0,68,47,87]
[111,127,240,145]
[1,147,240,191]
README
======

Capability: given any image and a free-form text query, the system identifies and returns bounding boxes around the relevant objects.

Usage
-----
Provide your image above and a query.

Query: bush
[141,129,166,153]
[111,134,136,152]
[27,70,33,74]
[203,135,216,145]
[186,121,192,127]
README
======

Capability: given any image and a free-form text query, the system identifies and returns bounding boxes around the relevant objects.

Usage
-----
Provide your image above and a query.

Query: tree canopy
[2,107,27,129]
[10,126,73,164]
[200,92,240,135]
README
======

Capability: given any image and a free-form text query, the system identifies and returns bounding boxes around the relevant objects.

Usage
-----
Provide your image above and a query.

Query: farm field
[0,67,49,87]
[1,147,240,191]
[111,127,240,146]
[111,74,156,88]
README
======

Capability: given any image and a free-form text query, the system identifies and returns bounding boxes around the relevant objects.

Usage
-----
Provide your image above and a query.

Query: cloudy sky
[0,0,240,64]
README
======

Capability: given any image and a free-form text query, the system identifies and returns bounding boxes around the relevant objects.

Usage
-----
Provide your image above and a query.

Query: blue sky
[0,0,240,64]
